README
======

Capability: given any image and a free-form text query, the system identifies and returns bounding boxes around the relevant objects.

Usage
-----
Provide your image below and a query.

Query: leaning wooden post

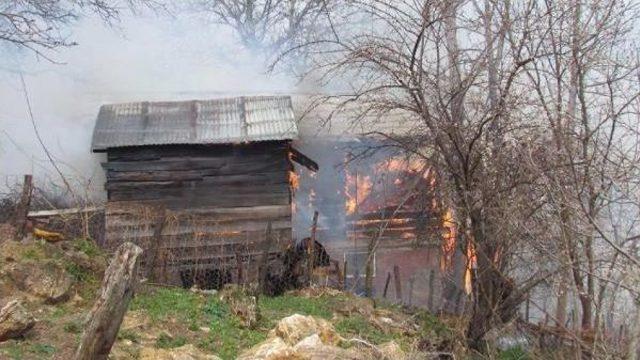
[307,211,319,287]
[382,272,392,298]
[74,242,143,360]
[13,174,33,239]
[393,265,402,302]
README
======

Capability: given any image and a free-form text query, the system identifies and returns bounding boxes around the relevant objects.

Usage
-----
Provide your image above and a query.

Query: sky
[0,10,297,197]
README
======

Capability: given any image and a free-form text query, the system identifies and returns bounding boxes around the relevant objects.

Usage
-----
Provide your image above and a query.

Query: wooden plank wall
[102,142,293,284]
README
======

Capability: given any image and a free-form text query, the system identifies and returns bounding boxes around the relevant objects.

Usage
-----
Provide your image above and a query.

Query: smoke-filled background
[0,9,296,197]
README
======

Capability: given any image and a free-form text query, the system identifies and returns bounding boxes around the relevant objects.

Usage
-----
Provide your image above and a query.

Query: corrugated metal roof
[91,96,297,151]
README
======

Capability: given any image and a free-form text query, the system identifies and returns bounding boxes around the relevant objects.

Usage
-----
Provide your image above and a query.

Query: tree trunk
[74,242,143,360]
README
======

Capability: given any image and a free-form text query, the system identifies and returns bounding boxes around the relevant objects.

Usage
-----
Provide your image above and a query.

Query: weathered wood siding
[102,142,293,284]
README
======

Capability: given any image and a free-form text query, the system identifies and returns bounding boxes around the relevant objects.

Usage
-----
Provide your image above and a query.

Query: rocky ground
[0,234,464,359]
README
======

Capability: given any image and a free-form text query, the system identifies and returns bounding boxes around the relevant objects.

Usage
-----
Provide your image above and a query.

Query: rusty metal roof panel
[91,96,297,151]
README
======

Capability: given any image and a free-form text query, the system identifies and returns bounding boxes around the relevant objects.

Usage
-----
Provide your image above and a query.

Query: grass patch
[0,342,57,359]
[0,342,24,360]
[49,306,69,320]
[199,297,268,360]
[259,293,334,328]
[64,261,93,282]
[63,320,82,334]
[335,314,399,345]
[72,238,101,257]
[117,329,140,343]
[156,333,187,349]
[131,288,201,325]
[499,346,530,360]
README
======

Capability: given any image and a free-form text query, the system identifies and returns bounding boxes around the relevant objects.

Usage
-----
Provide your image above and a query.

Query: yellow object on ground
[33,228,65,242]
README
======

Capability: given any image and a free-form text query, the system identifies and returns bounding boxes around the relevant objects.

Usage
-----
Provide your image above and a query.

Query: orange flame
[464,239,477,295]
[289,171,299,190]
[344,173,373,215]
[441,209,457,271]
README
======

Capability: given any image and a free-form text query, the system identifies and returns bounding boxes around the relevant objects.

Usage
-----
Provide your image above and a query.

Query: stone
[294,335,367,360]
[7,261,74,304]
[270,314,340,346]
[139,344,221,360]
[0,300,35,341]
[236,336,301,360]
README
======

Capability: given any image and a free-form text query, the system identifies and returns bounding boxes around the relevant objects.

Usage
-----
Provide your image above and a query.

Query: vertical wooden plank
[307,211,318,286]
[342,259,348,291]
[258,222,273,294]
[408,277,415,306]
[146,206,166,281]
[14,174,33,240]
[393,265,402,302]
[382,272,392,298]
[365,236,375,298]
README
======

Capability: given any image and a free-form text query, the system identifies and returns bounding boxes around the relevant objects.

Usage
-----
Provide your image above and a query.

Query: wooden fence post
[383,272,391,298]
[393,265,402,302]
[342,260,348,290]
[74,242,143,360]
[13,174,33,240]
[146,206,166,280]
[307,211,318,287]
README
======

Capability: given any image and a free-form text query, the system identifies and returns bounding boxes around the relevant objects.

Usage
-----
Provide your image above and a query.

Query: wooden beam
[290,147,319,172]
[28,206,104,218]
[307,211,319,286]
[74,242,143,360]
[394,265,402,302]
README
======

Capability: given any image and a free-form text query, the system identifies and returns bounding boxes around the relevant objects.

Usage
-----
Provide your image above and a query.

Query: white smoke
[0,10,296,197]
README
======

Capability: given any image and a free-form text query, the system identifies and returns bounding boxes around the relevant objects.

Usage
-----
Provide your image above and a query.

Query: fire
[381,158,424,173]
[345,198,357,215]
[464,239,477,295]
[289,171,299,190]
[344,173,373,215]
[440,209,456,271]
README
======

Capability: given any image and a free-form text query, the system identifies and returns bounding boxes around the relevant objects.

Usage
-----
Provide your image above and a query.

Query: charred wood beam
[290,147,319,172]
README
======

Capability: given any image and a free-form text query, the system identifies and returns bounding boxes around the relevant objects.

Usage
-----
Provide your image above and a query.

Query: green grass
[200,296,268,359]
[156,333,187,349]
[63,320,82,334]
[118,328,140,343]
[499,346,530,360]
[129,287,450,359]
[64,261,93,282]
[72,238,102,257]
[131,288,202,325]
[258,293,339,328]
[335,314,400,345]
[0,342,57,359]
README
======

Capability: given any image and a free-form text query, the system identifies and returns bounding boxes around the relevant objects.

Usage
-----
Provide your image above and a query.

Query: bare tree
[521,1,640,353]
[193,0,335,60]
[0,0,160,59]
[286,0,563,351]
[287,0,640,353]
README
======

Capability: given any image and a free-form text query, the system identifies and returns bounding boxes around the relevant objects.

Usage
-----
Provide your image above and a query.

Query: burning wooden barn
[91,96,311,288]
[292,105,471,313]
